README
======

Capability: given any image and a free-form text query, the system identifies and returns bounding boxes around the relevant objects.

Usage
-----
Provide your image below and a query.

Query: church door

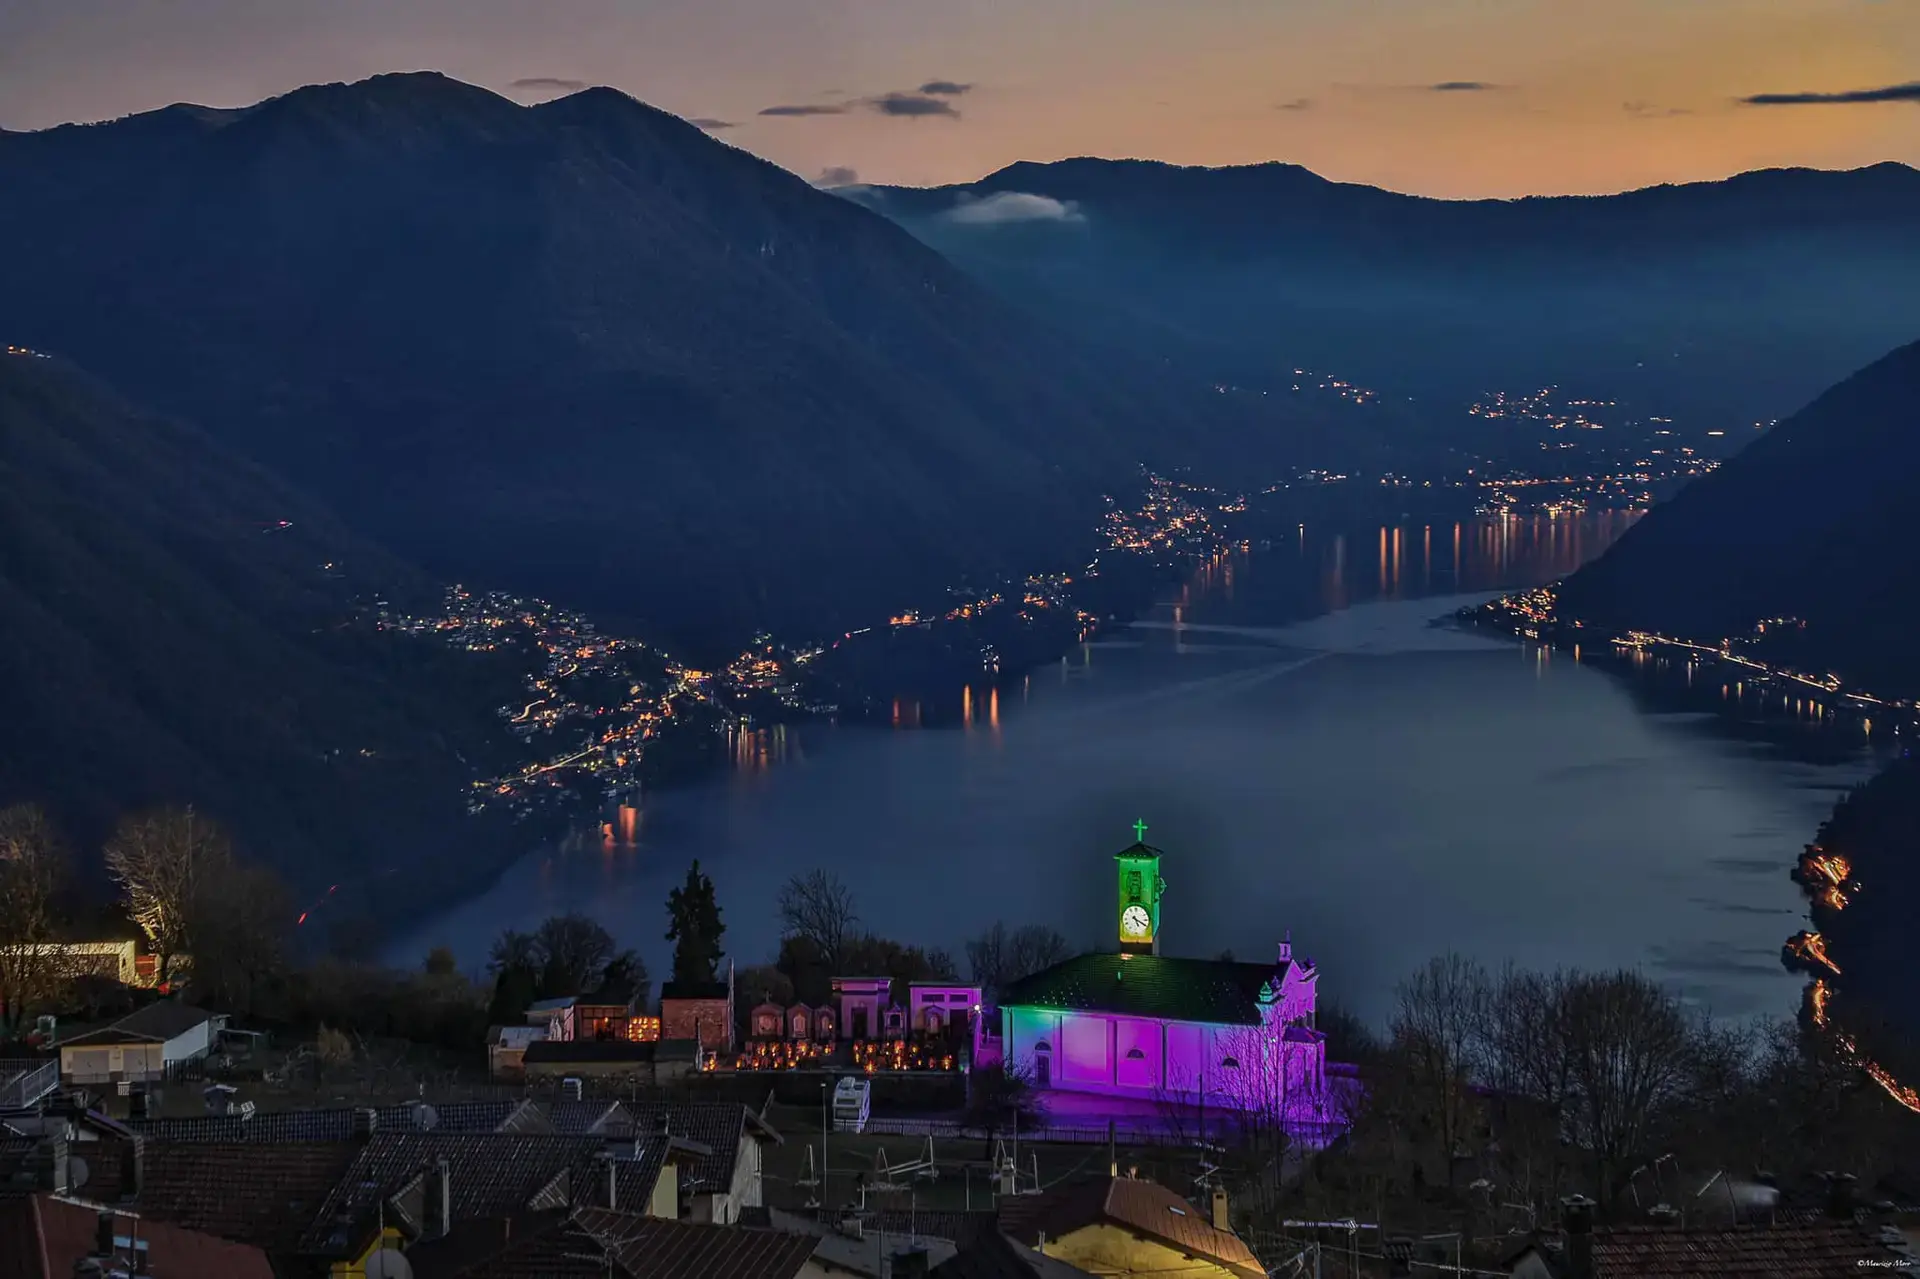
[1034,1043,1052,1090]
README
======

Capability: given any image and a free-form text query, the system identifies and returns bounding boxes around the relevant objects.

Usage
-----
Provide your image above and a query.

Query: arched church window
[1220,1055,1241,1069]
[1125,1047,1145,1060]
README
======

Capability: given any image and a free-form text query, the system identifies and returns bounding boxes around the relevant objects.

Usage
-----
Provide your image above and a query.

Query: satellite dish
[365,1249,414,1279]
[411,1103,439,1132]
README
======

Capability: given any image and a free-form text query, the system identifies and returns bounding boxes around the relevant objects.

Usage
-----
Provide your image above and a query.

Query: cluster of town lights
[852,1041,957,1074]
[734,1040,830,1071]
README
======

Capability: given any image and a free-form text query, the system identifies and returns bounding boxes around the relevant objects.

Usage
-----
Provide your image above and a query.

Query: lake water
[387,514,1883,1026]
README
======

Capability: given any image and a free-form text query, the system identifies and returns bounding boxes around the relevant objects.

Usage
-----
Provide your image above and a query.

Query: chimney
[129,1088,151,1121]
[895,1247,932,1278]
[353,1108,378,1140]
[30,1138,71,1194]
[116,1136,146,1201]
[1211,1185,1230,1232]
[596,1151,619,1211]
[1561,1194,1596,1279]
[425,1157,453,1240]
[1823,1171,1858,1221]
[562,1077,584,1102]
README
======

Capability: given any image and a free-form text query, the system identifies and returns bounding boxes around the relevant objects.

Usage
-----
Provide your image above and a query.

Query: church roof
[997,953,1283,1026]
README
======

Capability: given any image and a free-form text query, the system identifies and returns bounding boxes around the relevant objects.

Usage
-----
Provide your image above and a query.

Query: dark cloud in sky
[1429,81,1499,92]
[1741,81,1920,105]
[817,166,860,186]
[510,77,585,92]
[689,117,736,130]
[917,81,972,97]
[867,91,959,118]
[759,103,847,117]
[1276,97,1314,111]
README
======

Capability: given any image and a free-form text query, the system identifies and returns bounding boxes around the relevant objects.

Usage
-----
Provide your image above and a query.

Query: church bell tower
[1116,820,1166,956]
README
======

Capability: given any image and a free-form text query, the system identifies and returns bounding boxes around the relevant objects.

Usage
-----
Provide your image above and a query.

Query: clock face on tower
[1120,905,1152,940]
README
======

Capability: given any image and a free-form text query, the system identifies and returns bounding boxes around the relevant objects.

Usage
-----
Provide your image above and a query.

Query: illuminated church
[993,826,1331,1118]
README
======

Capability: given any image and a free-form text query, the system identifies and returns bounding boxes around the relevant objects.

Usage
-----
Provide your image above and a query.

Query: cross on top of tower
[1133,818,1148,842]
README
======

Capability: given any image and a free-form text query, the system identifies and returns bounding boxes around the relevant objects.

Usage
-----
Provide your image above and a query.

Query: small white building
[59,1002,224,1085]
[487,1024,549,1079]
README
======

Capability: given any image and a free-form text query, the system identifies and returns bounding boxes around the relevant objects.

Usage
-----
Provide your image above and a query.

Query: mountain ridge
[1555,335,1920,695]
[846,157,1920,422]
[0,73,1282,654]
[0,352,527,907]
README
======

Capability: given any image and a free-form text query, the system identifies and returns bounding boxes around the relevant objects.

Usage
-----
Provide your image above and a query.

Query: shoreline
[1464,587,1920,1115]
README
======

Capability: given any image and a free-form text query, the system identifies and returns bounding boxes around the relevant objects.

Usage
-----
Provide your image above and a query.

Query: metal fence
[0,1059,61,1109]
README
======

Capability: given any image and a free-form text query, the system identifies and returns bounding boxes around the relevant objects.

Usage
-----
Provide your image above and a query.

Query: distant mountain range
[846,159,1920,424]
[0,74,1356,654]
[0,353,524,908]
[1557,336,1920,696]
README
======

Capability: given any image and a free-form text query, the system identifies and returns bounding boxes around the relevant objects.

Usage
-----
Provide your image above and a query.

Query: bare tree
[531,913,619,997]
[186,863,293,1016]
[968,921,1071,993]
[1555,969,1695,1206]
[104,807,231,985]
[1390,952,1488,1187]
[0,805,69,1035]
[777,870,858,969]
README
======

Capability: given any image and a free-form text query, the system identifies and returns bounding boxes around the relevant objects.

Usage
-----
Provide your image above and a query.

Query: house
[522,1038,704,1084]
[295,1131,607,1269]
[660,980,733,1052]
[0,940,146,987]
[526,995,578,1041]
[404,1206,825,1278]
[0,1193,274,1279]
[133,1141,369,1261]
[998,1177,1264,1279]
[128,1098,547,1143]
[58,1003,225,1085]
[756,1206,961,1277]
[932,1231,1102,1278]
[994,836,1330,1124]
[486,1024,547,1078]
[619,1102,782,1226]
[1503,1197,1919,1278]
[576,989,659,1043]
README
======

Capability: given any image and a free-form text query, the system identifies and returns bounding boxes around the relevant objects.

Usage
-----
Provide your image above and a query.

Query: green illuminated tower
[1116,819,1166,955]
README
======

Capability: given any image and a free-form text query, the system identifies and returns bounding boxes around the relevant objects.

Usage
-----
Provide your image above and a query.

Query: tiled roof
[299,1132,603,1257]
[608,1103,777,1200]
[62,1002,216,1046]
[1589,1220,1910,1277]
[865,1209,1001,1247]
[578,1208,821,1278]
[540,1099,631,1136]
[135,1141,360,1253]
[128,1099,535,1143]
[932,1231,1100,1278]
[0,1193,275,1279]
[997,954,1287,1026]
[999,1178,1263,1279]
[410,1207,820,1279]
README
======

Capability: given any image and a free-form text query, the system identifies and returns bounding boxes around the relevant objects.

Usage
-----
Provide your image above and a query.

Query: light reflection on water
[389,515,1881,1025]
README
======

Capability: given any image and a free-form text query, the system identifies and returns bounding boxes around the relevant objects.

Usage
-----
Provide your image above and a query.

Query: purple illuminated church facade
[993,829,1331,1120]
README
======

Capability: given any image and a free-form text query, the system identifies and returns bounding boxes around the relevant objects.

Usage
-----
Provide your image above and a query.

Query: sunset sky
[3,0,1916,197]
